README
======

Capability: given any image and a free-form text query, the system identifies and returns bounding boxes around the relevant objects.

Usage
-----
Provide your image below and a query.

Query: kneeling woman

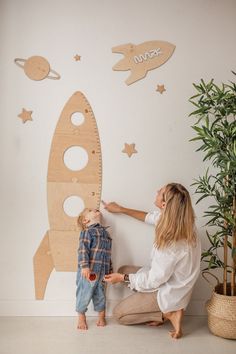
[104,183,201,339]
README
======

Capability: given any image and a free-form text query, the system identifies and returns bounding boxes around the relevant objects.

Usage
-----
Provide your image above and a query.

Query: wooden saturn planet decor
[33,91,102,299]
[14,55,60,81]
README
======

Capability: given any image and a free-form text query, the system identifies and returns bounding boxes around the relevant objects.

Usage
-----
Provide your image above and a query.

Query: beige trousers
[113,265,163,325]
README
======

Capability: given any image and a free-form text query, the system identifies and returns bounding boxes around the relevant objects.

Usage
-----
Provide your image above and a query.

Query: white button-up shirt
[128,210,201,313]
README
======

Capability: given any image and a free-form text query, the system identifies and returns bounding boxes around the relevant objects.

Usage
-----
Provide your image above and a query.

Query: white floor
[0,316,235,354]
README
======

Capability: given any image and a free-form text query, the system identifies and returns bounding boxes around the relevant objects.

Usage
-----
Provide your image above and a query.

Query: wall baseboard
[0,299,207,316]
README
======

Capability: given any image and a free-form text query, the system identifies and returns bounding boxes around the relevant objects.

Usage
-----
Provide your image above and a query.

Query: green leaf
[196,194,208,204]
[231,248,236,259]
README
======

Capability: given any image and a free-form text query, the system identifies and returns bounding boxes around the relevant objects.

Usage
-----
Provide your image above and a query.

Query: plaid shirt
[78,223,113,276]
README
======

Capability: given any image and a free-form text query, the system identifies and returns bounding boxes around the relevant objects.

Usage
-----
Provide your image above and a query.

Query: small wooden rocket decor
[112,41,175,85]
[14,55,60,81]
[33,92,102,299]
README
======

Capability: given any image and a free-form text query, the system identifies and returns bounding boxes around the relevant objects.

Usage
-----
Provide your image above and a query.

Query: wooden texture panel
[48,230,80,271]
[47,182,100,230]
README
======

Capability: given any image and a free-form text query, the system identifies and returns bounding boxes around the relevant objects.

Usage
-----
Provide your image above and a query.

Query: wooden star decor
[18,108,33,123]
[122,143,137,158]
[74,54,81,61]
[156,84,166,94]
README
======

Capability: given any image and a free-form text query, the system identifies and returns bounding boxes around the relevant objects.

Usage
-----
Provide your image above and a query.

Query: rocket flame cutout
[112,41,175,85]
[33,92,102,299]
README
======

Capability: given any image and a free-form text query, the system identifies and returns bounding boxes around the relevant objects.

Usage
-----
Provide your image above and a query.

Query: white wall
[0,0,235,316]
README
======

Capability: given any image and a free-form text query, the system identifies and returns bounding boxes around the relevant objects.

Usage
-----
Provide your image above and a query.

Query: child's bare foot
[163,309,183,339]
[77,313,88,330]
[97,310,106,327]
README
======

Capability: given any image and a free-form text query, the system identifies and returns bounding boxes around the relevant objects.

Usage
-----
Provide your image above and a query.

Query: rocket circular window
[71,112,84,126]
[64,146,88,171]
[63,196,84,217]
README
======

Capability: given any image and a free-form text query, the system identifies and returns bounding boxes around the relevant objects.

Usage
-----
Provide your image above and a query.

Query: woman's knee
[113,303,121,320]
[117,265,141,274]
[117,265,129,274]
[113,303,126,324]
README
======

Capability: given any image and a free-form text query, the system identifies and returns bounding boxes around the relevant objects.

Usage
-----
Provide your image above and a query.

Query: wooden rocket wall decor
[33,91,102,299]
[112,41,175,85]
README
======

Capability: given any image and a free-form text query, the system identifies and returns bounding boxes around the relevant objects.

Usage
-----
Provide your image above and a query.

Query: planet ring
[14,58,61,80]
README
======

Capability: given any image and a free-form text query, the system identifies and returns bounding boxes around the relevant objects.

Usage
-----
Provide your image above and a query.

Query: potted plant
[189,74,236,339]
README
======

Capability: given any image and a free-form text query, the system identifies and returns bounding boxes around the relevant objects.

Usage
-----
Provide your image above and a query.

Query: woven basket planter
[203,272,236,339]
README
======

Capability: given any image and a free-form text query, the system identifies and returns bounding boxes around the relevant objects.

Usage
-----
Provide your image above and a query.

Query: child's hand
[81,268,90,281]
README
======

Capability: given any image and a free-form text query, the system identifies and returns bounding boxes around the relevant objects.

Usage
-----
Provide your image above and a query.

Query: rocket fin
[112,58,129,71]
[112,43,134,54]
[33,231,54,300]
[125,68,147,85]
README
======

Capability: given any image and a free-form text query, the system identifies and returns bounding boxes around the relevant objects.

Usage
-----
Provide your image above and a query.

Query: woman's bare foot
[97,310,106,327]
[163,309,184,339]
[146,321,164,327]
[77,313,88,330]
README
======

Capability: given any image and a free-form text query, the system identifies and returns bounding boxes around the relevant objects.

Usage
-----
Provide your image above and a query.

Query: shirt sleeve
[129,247,178,292]
[78,229,91,269]
[145,210,161,225]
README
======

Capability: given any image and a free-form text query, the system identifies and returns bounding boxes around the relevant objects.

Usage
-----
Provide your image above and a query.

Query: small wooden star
[122,143,137,158]
[18,108,33,123]
[156,84,166,94]
[74,54,81,61]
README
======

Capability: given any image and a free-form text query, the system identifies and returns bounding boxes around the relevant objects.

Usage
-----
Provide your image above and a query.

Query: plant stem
[231,196,236,296]
[223,176,229,296]
[231,271,235,296]
[224,235,228,295]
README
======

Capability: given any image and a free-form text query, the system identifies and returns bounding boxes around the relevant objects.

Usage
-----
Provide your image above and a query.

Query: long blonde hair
[155,183,196,249]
